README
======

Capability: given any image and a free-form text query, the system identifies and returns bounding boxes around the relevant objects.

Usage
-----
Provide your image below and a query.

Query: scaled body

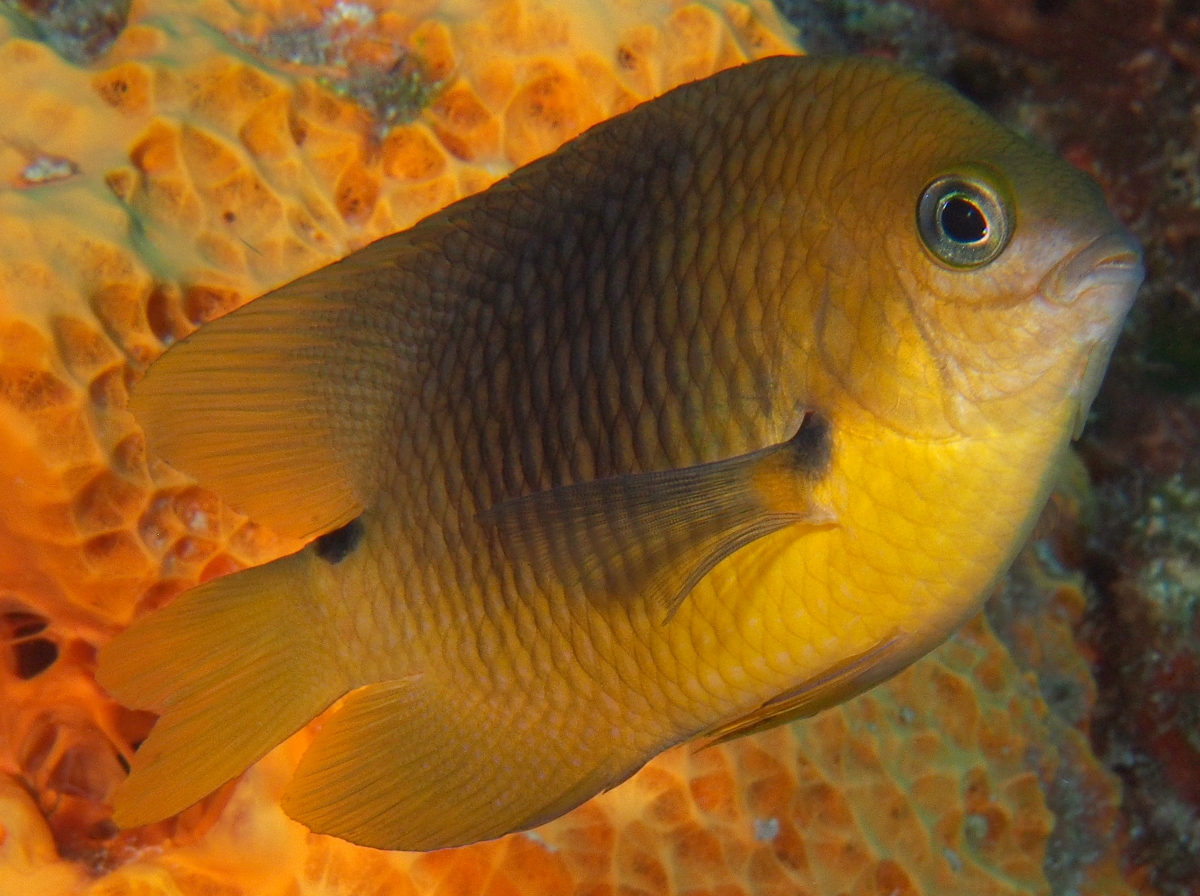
[98,56,1142,850]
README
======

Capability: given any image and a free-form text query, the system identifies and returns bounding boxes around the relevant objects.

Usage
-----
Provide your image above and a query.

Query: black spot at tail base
[314,518,364,564]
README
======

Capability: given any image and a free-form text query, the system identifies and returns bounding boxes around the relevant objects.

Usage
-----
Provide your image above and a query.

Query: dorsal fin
[131,238,416,539]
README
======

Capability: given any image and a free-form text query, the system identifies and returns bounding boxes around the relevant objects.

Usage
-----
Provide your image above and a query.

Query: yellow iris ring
[917,169,1014,268]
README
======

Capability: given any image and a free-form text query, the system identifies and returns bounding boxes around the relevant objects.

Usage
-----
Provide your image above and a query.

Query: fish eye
[917,174,1012,269]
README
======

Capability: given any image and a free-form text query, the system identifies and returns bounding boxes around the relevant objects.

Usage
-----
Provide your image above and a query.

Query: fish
[96,54,1143,851]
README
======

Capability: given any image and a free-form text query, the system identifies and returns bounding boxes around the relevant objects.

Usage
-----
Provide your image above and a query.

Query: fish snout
[1051,228,1145,438]
[1043,228,1144,311]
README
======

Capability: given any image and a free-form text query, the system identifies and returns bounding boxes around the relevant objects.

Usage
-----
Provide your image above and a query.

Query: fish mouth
[1042,228,1144,310]
[1049,228,1145,438]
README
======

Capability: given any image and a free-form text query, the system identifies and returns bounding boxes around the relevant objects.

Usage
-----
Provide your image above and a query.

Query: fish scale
[97,55,1142,852]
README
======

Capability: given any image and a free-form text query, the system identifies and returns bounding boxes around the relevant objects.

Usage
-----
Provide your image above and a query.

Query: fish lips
[1041,228,1144,438]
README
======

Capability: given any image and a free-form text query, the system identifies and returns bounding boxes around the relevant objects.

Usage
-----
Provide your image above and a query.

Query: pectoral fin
[481,414,835,619]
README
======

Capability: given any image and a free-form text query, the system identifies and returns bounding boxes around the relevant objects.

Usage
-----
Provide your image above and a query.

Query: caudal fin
[97,552,346,827]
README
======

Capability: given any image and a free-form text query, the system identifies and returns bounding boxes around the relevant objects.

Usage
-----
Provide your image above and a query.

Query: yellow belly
[631,400,1073,732]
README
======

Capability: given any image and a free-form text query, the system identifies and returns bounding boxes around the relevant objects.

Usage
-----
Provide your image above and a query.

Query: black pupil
[940,195,988,243]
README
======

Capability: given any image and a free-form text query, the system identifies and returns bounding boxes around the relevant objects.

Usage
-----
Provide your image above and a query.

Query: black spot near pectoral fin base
[785,412,832,477]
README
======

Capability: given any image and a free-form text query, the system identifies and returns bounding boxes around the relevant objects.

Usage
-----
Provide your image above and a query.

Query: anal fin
[281,678,631,851]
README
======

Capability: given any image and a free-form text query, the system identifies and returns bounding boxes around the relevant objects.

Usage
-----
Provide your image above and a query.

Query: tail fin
[97,551,346,827]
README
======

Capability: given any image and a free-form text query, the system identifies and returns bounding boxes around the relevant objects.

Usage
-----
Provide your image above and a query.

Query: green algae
[230,2,446,135]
